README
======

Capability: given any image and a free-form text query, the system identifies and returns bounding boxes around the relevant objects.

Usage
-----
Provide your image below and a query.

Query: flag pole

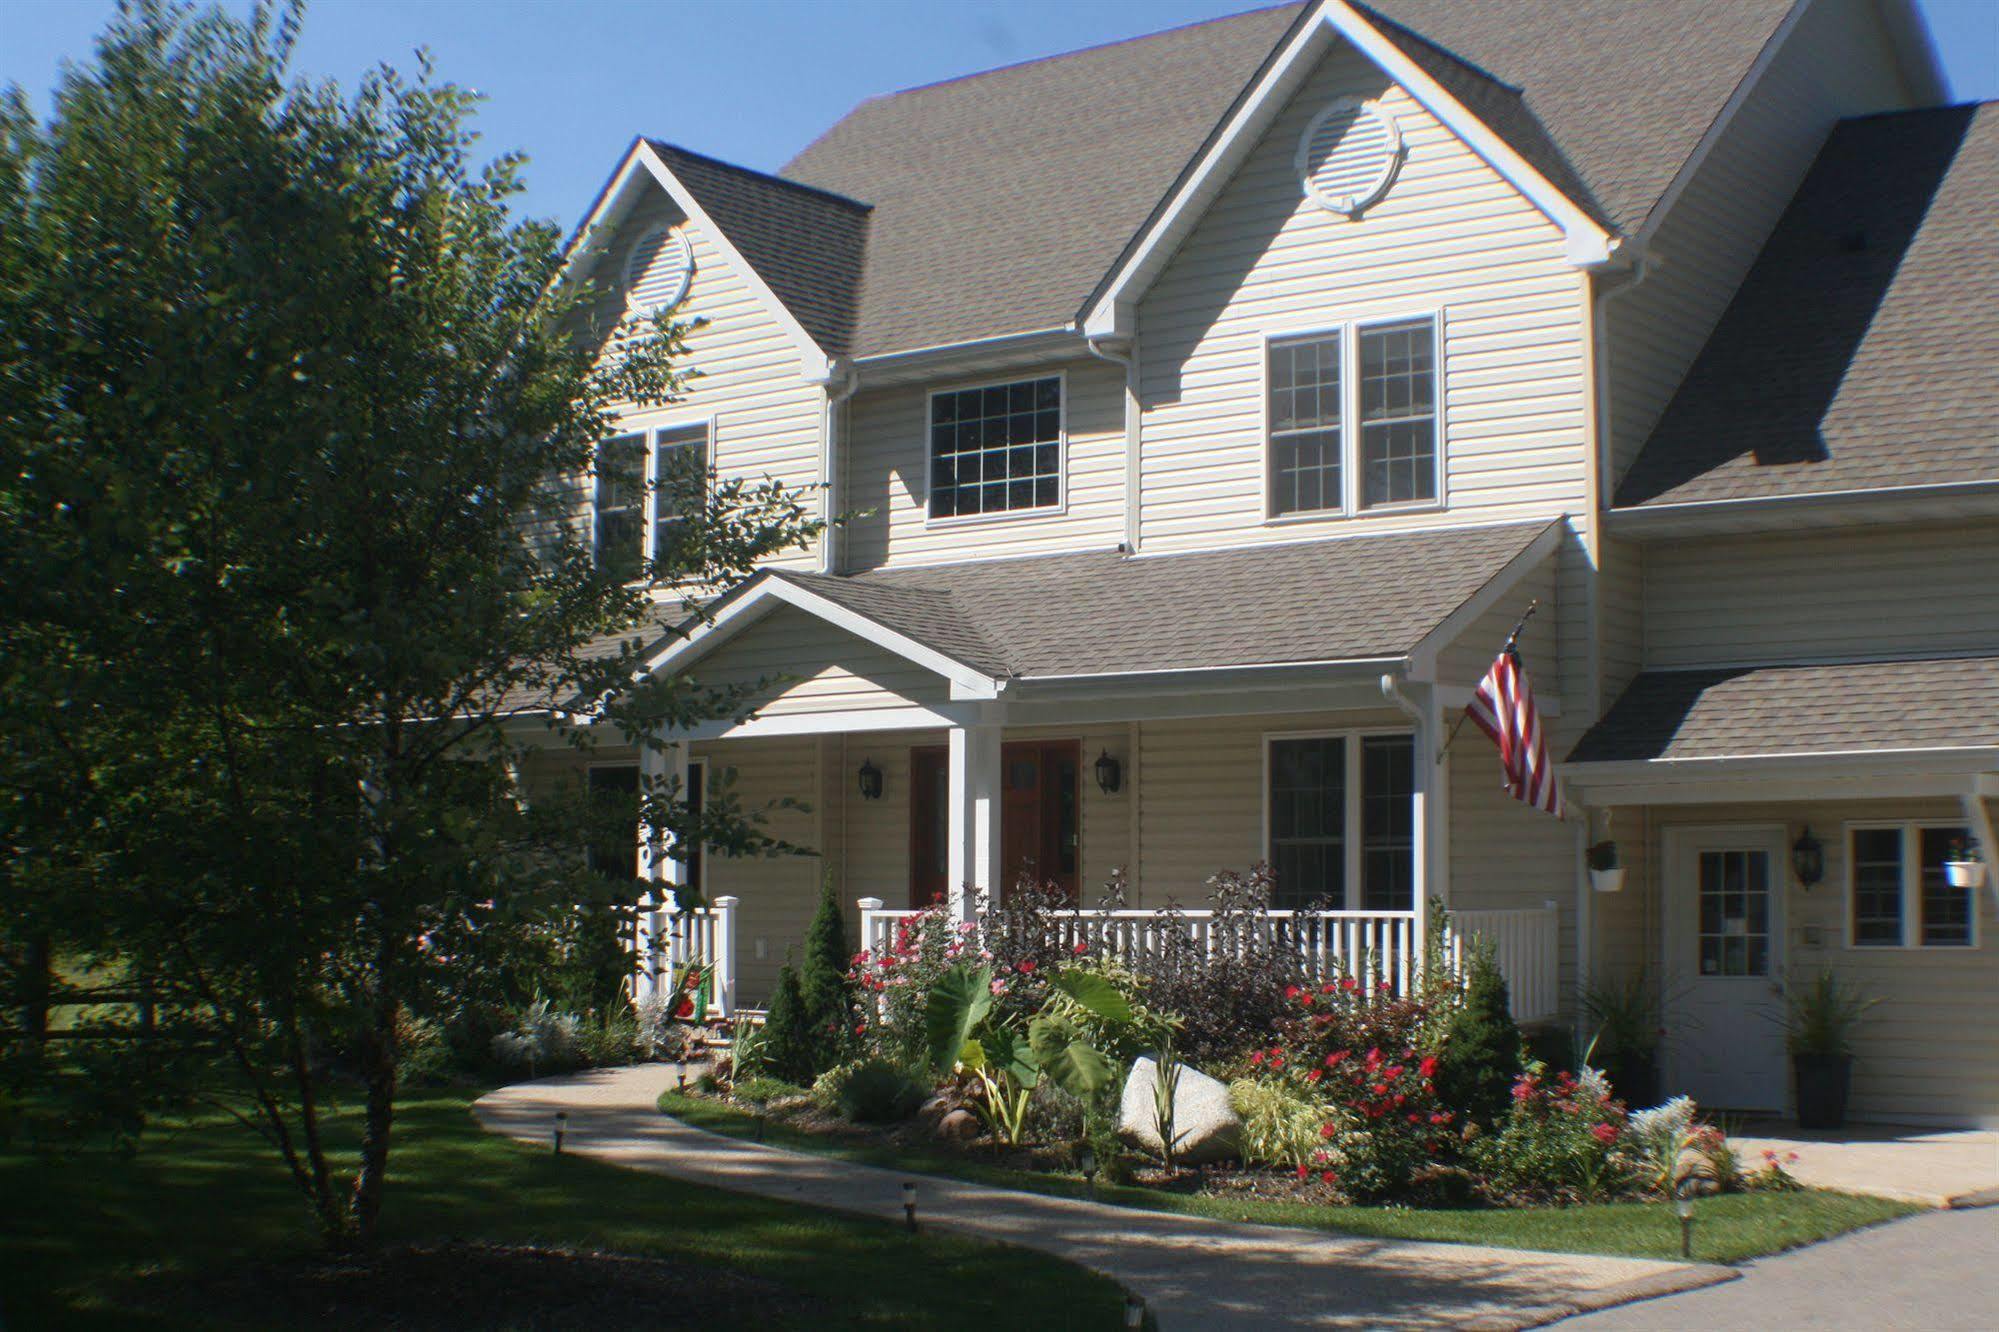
[1434,599,1538,765]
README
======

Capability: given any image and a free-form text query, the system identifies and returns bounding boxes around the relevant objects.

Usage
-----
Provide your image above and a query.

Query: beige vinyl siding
[690,606,950,715]
[1607,0,1916,479]
[578,196,826,570]
[1135,42,1589,554]
[692,737,823,1003]
[1637,797,1999,1126]
[841,357,1129,571]
[1431,555,1558,692]
[1643,523,1999,669]
[1598,538,1646,704]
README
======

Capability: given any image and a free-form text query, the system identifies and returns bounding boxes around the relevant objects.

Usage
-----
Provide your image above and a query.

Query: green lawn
[660,1090,1921,1265]
[0,1086,1133,1329]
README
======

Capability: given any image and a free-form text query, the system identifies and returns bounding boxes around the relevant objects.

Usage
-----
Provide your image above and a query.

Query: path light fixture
[1791,827,1825,888]
[1123,1294,1146,1329]
[553,1110,568,1155]
[1675,1192,1695,1259]
[857,758,885,801]
[1095,749,1123,795]
[1078,1145,1098,1195]
[901,1180,918,1232]
[676,1055,688,1091]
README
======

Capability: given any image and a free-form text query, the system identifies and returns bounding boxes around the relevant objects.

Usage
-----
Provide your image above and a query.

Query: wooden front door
[907,740,1081,907]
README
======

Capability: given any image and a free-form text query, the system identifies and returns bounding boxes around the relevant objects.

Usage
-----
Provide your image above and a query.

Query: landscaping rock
[1119,1056,1241,1164]
[935,1108,981,1142]
[916,1094,953,1128]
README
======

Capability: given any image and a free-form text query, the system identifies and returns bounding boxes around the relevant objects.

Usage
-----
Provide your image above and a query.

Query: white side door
[1664,826,1788,1112]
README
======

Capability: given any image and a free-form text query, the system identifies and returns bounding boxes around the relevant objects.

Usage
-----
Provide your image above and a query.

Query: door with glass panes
[1665,826,1788,1111]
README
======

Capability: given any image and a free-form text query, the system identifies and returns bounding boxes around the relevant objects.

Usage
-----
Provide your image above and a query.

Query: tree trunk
[346,989,400,1250]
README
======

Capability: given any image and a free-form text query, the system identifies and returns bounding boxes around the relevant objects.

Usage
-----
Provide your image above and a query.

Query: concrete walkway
[1560,1204,1998,1330]
[473,1067,1733,1331]
[1730,1124,1999,1208]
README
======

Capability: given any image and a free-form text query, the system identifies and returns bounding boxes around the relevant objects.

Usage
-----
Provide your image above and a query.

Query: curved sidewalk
[473,1067,1731,1330]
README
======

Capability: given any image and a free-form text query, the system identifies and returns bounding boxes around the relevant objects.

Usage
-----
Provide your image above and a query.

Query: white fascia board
[550,140,654,297]
[678,703,978,742]
[639,576,1002,700]
[631,143,834,381]
[1084,0,1616,335]
[1562,746,1999,785]
[1404,519,1565,682]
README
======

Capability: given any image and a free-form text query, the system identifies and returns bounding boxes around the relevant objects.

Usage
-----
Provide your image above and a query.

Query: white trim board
[1083,0,1615,338]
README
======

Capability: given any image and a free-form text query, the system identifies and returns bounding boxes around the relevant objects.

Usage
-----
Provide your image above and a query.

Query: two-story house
[518,0,1996,1127]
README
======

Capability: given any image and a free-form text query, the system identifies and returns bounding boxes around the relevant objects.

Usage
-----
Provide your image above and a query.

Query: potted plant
[1587,840,1625,893]
[1781,970,1881,1130]
[1582,971,1663,1108]
[1942,838,1986,890]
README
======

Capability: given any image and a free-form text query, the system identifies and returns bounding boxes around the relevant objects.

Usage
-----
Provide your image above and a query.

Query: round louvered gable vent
[1296,98,1403,216]
[625,226,693,311]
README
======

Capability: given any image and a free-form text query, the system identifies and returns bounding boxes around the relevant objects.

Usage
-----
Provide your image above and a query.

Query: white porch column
[1409,692,1433,971]
[633,739,691,1004]
[946,723,1002,921]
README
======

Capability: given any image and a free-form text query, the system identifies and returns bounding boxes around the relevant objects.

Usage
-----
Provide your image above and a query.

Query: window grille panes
[1358,320,1437,508]
[651,425,708,564]
[1850,827,1905,946]
[928,377,1062,518]
[586,765,639,881]
[1269,737,1345,908]
[1696,849,1771,976]
[594,433,646,580]
[1360,735,1415,910]
[1268,333,1343,515]
[1919,826,1973,947]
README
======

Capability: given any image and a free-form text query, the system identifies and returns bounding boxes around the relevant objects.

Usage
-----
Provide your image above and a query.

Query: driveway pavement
[474,1066,1731,1331]
[1561,1205,1996,1330]
[1730,1124,1999,1208]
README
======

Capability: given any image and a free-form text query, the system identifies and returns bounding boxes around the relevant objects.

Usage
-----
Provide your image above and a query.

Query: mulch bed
[134,1240,811,1329]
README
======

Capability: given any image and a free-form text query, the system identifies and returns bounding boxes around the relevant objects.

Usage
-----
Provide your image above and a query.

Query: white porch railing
[638,894,737,1018]
[858,896,1562,1024]
[1450,902,1561,1024]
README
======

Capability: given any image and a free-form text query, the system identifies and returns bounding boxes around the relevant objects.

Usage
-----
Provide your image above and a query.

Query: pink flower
[989,979,1006,996]
[1591,1123,1619,1145]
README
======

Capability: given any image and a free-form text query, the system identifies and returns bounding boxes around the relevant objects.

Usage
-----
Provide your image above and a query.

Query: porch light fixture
[1095,749,1123,795]
[1791,827,1825,889]
[857,758,885,801]
[1675,1191,1696,1259]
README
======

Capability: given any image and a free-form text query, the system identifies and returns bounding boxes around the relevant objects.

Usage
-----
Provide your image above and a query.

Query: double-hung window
[1848,822,1975,948]
[1267,315,1439,518]
[928,376,1062,520]
[1266,732,1415,910]
[593,422,711,578]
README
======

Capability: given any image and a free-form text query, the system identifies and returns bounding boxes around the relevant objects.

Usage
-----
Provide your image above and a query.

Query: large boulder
[1119,1055,1242,1164]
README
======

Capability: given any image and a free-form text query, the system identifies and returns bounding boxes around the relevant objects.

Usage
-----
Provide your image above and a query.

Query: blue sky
[6,0,1996,231]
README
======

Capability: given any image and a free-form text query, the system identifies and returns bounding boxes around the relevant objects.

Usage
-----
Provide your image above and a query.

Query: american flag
[1466,642,1563,819]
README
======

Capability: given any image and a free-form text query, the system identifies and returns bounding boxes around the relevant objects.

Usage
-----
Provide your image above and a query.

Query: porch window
[1267,315,1439,518]
[928,376,1062,519]
[1266,732,1415,910]
[1847,822,1973,948]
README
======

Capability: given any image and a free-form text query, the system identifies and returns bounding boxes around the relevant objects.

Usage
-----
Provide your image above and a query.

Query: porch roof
[749,519,1560,683]
[1566,655,1999,766]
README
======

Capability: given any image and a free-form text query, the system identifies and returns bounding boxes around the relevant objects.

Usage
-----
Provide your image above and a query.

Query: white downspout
[816,361,859,574]
[1085,334,1140,555]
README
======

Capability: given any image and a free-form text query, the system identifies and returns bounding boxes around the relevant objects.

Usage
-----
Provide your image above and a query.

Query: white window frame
[589,415,716,577]
[1261,727,1417,911]
[922,370,1068,528]
[1844,819,1979,950]
[1260,309,1446,524]
[586,755,709,873]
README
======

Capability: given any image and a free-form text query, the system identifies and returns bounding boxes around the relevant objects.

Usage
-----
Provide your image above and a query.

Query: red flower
[1296,1163,1310,1179]
[1591,1123,1619,1145]
[1250,1050,1265,1065]
[1382,1065,1404,1082]
[672,997,694,1018]
[1340,977,1360,992]
[1417,1056,1438,1080]
[1319,1122,1338,1139]
[1325,1050,1348,1067]
[1305,1068,1322,1084]
[1016,958,1037,974]
[1072,940,1089,955]
[1321,1170,1337,1185]
[1364,1047,1382,1069]
[1285,984,1301,1000]
[1320,982,1337,995]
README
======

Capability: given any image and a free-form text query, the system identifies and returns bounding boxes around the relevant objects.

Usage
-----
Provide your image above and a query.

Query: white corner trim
[1405,519,1565,681]
[639,576,1002,699]
[1084,0,1616,335]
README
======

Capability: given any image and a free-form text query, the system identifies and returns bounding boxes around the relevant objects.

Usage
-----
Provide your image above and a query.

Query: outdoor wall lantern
[1095,748,1123,795]
[857,758,884,801]
[1791,827,1825,889]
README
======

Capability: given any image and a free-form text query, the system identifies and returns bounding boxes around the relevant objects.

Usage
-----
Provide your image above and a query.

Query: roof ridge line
[645,140,874,212]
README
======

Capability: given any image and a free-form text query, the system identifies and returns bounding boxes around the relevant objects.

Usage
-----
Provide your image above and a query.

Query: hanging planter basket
[1943,859,1986,890]
[1587,840,1624,893]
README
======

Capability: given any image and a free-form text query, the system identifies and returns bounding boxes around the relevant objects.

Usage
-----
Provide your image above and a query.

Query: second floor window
[929,376,1062,520]
[1268,315,1439,518]
[593,422,711,579]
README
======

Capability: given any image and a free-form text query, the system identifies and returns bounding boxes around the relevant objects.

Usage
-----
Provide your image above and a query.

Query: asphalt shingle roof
[1615,103,1999,509]
[758,0,1793,358]
[764,520,1556,680]
[1567,656,1999,764]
